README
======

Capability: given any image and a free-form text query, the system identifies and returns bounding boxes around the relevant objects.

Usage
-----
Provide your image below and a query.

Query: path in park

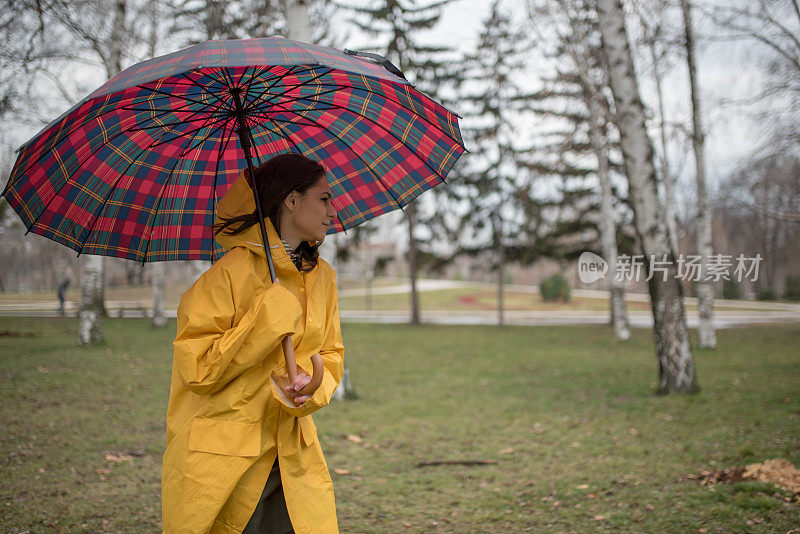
[1,279,799,328]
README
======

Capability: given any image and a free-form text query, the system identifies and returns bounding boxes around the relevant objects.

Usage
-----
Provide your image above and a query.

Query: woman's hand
[284,371,313,405]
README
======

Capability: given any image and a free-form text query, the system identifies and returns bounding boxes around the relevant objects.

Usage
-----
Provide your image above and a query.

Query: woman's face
[283,175,337,244]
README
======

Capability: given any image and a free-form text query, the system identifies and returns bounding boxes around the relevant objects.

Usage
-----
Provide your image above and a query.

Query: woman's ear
[284,191,297,212]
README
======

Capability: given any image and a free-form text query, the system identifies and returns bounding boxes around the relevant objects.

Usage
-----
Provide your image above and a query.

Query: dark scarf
[281,239,303,270]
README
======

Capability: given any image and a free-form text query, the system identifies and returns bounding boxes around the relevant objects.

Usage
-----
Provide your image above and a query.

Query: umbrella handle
[294,353,324,397]
[282,336,298,383]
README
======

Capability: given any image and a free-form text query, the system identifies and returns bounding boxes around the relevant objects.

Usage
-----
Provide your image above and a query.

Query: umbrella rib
[77,122,183,255]
[210,115,237,262]
[176,71,232,112]
[138,84,230,113]
[246,112,320,129]
[117,89,227,121]
[315,82,462,147]
[244,67,333,110]
[259,68,332,105]
[15,95,217,186]
[19,102,226,234]
[139,112,225,262]
[248,86,340,116]
[239,65,305,111]
[213,67,235,87]
[127,110,230,132]
[264,113,406,216]
[147,114,231,150]
[120,98,219,118]
[234,65,254,91]
[276,97,451,183]
[240,65,273,92]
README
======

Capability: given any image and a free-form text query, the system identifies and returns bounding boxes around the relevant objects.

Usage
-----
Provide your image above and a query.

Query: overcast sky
[3,0,771,204]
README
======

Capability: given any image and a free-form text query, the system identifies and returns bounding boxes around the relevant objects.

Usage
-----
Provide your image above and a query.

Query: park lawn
[336,287,768,314]
[0,317,797,533]
[337,286,637,312]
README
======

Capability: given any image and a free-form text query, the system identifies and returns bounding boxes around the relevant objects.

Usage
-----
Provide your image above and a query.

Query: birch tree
[526,0,631,339]
[595,0,698,394]
[681,0,716,348]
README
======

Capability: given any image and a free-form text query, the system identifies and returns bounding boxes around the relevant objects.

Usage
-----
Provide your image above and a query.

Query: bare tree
[681,0,716,348]
[596,0,698,394]
[632,0,681,253]
[704,0,800,161]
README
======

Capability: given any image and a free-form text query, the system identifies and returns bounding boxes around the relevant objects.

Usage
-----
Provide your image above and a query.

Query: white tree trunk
[331,363,358,401]
[596,0,698,394]
[78,0,127,345]
[494,213,505,326]
[78,255,105,345]
[682,0,716,349]
[406,201,421,325]
[285,0,311,42]
[648,39,679,254]
[588,98,631,341]
[151,261,166,328]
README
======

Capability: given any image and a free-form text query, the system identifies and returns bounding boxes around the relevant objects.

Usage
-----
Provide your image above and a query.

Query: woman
[161,153,344,534]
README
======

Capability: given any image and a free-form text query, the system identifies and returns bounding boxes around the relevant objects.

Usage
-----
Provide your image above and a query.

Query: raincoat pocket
[187,417,261,457]
[299,416,317,447]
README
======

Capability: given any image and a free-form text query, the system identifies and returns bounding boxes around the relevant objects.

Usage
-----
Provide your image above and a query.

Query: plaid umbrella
[2,36,465,276]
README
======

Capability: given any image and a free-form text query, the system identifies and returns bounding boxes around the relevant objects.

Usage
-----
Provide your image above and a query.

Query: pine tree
[445,0,535,325]
[338,0,462,325]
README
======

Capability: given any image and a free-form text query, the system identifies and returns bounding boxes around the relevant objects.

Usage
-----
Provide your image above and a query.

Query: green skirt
[242,458,294,534]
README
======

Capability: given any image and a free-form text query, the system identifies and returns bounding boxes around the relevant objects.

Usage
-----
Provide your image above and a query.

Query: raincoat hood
[213,169,286,263]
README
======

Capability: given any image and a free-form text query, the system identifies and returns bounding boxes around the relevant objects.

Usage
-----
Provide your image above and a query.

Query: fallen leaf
[575,484,589,489]
[333,468,350,475]
[592,515,605,520]
[628,428,639,436]
[105,453,134,462]
[645,504,655,511]
[551,500,562,508]
[570,442,581,448]
[499,448,514,454]
[347,434,363,443]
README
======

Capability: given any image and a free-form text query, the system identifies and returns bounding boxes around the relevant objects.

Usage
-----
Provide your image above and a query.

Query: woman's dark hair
[212,153,327,272]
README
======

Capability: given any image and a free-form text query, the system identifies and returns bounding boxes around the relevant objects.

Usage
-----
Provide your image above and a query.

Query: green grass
[1,318,798,532]
[338,287,655,312]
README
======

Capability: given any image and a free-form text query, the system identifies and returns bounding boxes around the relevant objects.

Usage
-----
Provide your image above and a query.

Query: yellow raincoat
[161,170,344,533]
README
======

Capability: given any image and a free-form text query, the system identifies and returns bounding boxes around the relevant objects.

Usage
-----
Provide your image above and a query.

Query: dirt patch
[0,330,38,338]
[688,458,800,501]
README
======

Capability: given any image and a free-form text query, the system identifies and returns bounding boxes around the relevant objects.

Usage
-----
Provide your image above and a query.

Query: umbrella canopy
[2,36,465,263]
